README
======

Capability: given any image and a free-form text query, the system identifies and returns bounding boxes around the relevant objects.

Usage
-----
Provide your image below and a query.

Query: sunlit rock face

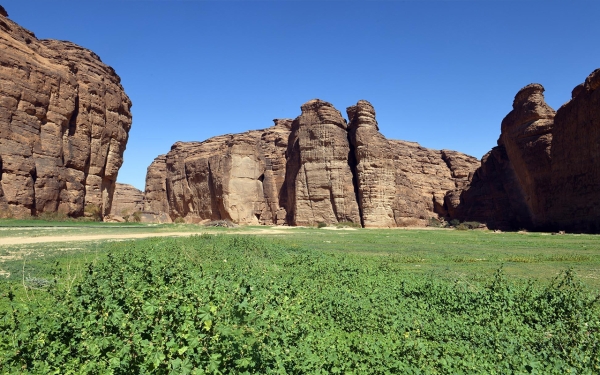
[159,120,291,224]
[0,9,132,218]
[146,99,478,227]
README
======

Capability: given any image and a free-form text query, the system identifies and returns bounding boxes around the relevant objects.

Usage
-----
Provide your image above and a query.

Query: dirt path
[0,227,311,246]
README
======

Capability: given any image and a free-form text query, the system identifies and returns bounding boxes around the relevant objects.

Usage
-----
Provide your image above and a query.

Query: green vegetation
[1,234,599,373]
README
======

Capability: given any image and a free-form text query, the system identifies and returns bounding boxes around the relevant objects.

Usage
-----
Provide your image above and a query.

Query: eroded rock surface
[163,120,291,224]
[109,183,143,218]
[147,99,478,227]
[284,100,361,226]
[448,68,600,232]
[0,9,132,218]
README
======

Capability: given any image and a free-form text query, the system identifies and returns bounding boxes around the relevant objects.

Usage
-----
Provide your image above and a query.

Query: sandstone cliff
[0,8,132,218]
[448,68,600,232]
[147,99,478,226]
[109,183,143,218]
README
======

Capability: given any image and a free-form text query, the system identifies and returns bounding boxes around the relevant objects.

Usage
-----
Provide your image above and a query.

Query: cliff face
[159,120,291,224]
[146,99,478,226]
[0,9,132,218]
[347,100,478,227]
[547,69,600,232]
[109,183,144,217]
[448,68,600,232]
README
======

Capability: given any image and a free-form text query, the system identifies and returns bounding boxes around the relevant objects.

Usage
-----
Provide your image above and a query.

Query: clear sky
[3,1,599,191]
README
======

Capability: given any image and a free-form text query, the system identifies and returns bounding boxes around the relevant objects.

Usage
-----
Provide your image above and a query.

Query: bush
[173,217,185,224]
[427,217,444,228]
[336,221,362,228]
[317,222,328,228]
[132,211,142,223]
[449,219,461,227]
[1,237,599,373]
[204,220,236,228]
[83,203,102,221]
[36,211,69,222]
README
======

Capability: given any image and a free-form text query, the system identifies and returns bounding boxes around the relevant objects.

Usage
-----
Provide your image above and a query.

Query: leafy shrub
[174,217,185,224]
[336,221,362,228]
[1,237,599,373]
[427,217,444,228]
[317,221,327,228]
[449,219,461,227]
[83,203,102,221]
[36,211,69,221]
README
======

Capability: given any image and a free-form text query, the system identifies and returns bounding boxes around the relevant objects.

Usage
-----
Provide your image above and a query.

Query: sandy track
[0,227,309,246]
[0,232,210,246]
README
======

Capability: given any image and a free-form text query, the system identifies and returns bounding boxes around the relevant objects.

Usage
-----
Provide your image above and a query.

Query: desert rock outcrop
[109,183,143,218]
[284,100,361,226]
[0,9,132,218]
[147,99,478,226]
[162,120,291,224]
[448,68,600,232]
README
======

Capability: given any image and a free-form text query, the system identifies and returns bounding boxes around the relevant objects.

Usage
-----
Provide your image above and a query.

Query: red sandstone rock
[284,100,361,226]
[109,183,144,218]
[0,9,132,218]
[448,68,600,232]
[147,99,478,227]
[162,120,291,224]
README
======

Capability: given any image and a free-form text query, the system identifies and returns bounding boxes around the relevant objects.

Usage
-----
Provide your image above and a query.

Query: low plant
[204,219,236,228]
[317,221,327,228]
[83,203,102,222]
[336,221,361,228]
[35,211,69,222]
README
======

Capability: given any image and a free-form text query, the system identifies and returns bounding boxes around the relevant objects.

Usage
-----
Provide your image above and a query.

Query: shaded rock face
[109,183,143,217]
[148,100,478,226]
[0,10,132,218]
[449,68,600,232]
[547,69,600,232]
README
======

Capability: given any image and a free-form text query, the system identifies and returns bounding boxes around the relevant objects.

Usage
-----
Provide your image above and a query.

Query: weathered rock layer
[145,99,479,226]
[0,9,132,218]
[448,68,600,232]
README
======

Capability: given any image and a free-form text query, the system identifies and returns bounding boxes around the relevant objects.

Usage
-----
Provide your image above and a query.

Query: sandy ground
[0,227,310,246]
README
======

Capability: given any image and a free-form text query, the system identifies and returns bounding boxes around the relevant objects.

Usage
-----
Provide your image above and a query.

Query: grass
[0,223,598,289]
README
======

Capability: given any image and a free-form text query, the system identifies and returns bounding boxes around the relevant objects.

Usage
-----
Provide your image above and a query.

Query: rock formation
[448,68,600,232]
[147,99,479,226]
[347,100,477,227]
[157,120,291,224]
[109,183,143,218]
[0,8,132,218]
[284,100,361,226]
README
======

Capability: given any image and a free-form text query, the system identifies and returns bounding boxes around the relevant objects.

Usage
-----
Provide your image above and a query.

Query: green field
[1,224,599,373]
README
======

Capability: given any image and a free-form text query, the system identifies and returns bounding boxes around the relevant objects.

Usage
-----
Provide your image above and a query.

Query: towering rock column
[285,99,361,226]
[499,84,554,225]
[347,100,431,227]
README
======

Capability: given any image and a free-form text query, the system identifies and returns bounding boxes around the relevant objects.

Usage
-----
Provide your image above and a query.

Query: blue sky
[4,1,599,190]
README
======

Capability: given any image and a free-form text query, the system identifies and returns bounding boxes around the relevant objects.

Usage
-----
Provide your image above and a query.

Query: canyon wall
[145,99,479,226]
[0,8,132,218]
[448,69,600,232]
